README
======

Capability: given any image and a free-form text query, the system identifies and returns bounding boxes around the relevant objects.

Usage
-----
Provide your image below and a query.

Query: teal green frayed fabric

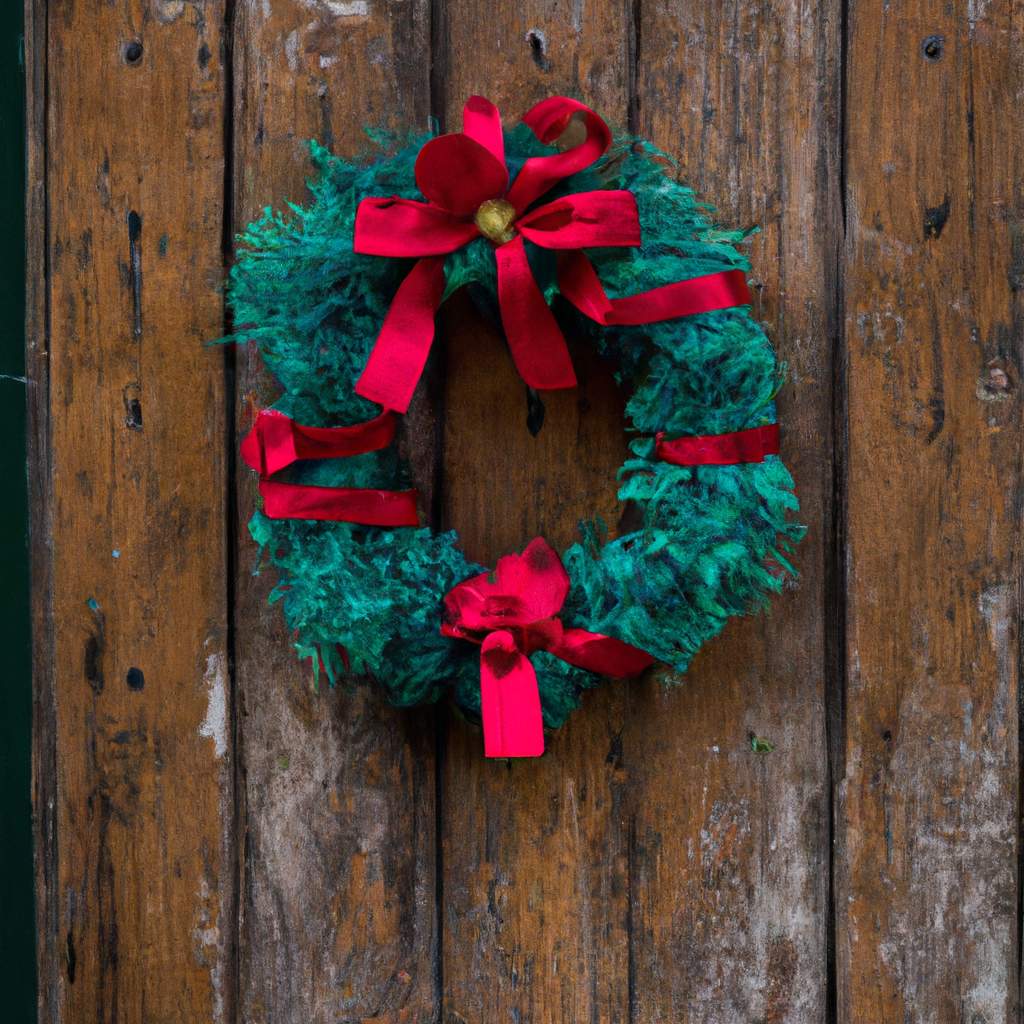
[228,127,804,732]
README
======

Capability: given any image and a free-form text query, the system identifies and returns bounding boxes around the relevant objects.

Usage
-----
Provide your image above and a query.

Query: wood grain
[230,2,437,1021]
[36,1,233,1021]
[836,3,1023,1021]
[437,5,637,1022]
[623,2,840,1019]
[32,1,1024,1020]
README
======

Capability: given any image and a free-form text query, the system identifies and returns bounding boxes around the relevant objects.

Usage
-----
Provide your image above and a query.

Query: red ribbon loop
[354,198,479,257]
[656,423,781,466]
[241,408,397,476]
[507,96,613,212]
[461,95,506,167]
[352,95,754,414]
[517,191,641,250]
[241,408,419,526]
[415,132,509,215]
[442,538,654,758]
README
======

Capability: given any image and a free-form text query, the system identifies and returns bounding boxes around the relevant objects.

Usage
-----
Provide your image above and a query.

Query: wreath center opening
[440,294,630,567]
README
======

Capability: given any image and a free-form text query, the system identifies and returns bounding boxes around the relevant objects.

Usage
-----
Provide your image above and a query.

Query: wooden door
[27,1,1023,1022]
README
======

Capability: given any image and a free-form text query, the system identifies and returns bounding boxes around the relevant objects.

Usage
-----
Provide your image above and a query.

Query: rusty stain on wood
[28,1,1024,1022]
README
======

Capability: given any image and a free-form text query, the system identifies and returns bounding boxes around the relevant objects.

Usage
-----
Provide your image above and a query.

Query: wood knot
[475,198,517,245]
[977,359,1014,402]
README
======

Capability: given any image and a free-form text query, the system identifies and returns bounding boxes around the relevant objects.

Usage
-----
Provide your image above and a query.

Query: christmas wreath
[229,96,802,758]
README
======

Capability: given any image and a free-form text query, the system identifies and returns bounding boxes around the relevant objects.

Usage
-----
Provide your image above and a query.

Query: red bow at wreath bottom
[442,538,654,757]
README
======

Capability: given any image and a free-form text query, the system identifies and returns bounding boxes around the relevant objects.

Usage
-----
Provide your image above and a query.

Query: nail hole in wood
[125,398,143,430]
[922,35,944,61]
[526,29,551,72]
[923,194,950,239]
[123,383,143,430]
[123,40,144,65]
[126,667,145,691]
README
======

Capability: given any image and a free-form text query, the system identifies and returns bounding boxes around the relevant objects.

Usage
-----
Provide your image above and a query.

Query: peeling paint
[974,581,1015,708]
[967,0,991,27]
[306,0,370,16]
[284,30,300,71]
[852,671,1017,1022]
[152,0,186,23]
[192,878,226,1024]
[330,0,369,14]
[199,654,227,759]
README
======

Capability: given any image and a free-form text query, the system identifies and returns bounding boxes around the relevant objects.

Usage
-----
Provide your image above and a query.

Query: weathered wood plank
[230,2,437,1021]
[623,1,839,1019]
[437,5,636,1022]
[38,2,233,1020]
[836,3,1022,1021]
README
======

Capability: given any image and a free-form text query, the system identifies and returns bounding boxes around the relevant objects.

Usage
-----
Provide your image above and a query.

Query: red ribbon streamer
[241,408,419,526]
[442,538,654,758]
[256,479,419,526]
[656,423,780,466]
[353,95,753,413]
[558,252,751,325]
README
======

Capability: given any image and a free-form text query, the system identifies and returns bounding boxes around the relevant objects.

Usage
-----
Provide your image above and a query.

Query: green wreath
[228,95,802,756]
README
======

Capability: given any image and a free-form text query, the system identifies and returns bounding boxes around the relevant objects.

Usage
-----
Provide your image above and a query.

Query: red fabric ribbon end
[241,408,419,526]
[479,631,546,758]
[354,256,447,414]
[558,253,752,326]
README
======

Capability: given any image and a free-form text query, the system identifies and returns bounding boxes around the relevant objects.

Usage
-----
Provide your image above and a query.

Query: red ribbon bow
[442,538,654,758]
[353,95,752,414]
[240,408,419,526]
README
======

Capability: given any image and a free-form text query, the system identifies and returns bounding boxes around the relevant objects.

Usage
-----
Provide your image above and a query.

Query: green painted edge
[0,3,35,1015]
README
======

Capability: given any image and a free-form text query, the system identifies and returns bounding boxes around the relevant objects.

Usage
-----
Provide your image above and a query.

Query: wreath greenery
[227,98,803,744]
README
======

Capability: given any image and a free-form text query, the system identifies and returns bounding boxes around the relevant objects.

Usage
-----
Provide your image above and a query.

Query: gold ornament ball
[474,198,517,245]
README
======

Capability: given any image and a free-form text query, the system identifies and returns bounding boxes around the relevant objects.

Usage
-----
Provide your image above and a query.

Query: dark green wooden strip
[2,0,34,1016]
